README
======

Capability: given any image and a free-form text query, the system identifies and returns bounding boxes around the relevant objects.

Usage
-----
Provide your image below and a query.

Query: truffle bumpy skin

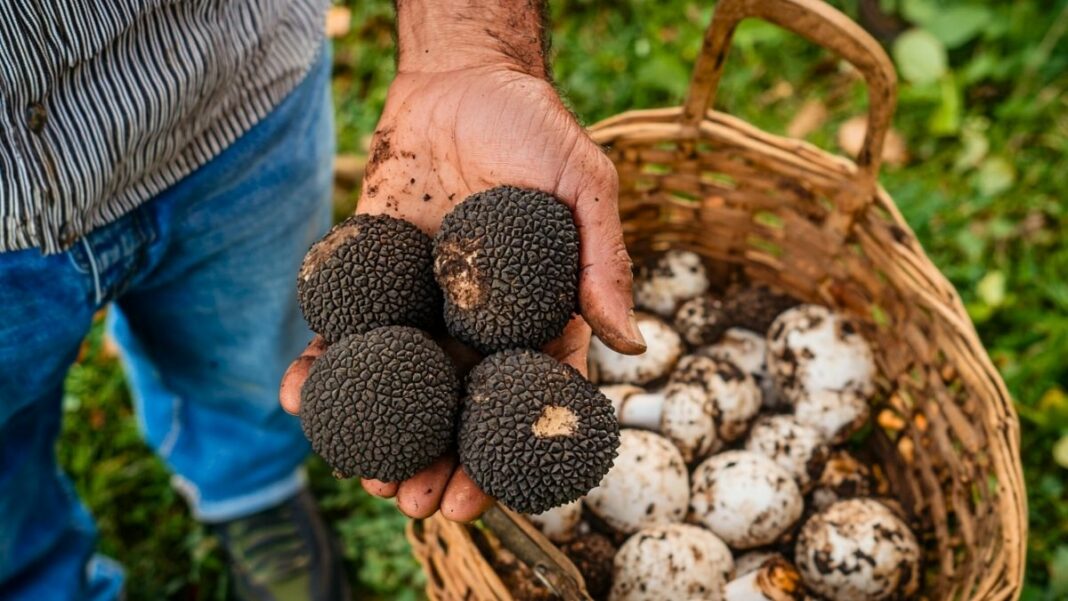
[300,326,460,482]
[298,214,441,343]
[433,186,579,354]
[458,350,619,514]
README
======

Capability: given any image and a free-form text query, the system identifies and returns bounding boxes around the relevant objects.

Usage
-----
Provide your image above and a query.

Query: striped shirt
[0,0,328,253]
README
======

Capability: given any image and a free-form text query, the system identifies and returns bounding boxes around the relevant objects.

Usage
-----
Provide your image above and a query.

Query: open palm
[280,65,641,521]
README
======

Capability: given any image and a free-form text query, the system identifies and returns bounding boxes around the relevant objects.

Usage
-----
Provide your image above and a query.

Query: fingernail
[623,309,647,351]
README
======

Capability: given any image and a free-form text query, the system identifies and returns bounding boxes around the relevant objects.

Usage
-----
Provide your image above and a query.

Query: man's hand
[280,0,644,522]
[358,68,642,352]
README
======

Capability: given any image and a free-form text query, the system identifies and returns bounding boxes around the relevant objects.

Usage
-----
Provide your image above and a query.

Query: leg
[0,249,123,601]
[110,46,348,600]
[108,47,334,524]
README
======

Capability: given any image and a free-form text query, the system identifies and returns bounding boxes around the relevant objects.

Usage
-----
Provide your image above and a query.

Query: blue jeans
[0,48,334,600]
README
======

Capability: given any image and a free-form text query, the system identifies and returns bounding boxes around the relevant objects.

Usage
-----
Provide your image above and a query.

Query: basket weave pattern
[409,1,1026,599]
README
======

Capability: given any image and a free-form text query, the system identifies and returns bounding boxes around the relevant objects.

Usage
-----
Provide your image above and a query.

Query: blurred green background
[60,0,1067,598]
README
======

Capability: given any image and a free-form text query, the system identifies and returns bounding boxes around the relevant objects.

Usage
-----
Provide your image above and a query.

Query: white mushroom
[745,415,829,492]
[732,551,787,578]
[601,360,761,464]
[690,451,803,549]
[699,328,783,410]
[600,384,645,407]
[633,250,710,317]
[586,430,689,534]
[610,523,733,601]
[658,381,719,463]
[590,313,683,385]
[766,304,876,406]
[600,384,715,462]
[724,556,805,601]
[673,295,729,347]
[793,388,871,444]
[808,450,873,512]
[526,499,582,544]
[671,355,762,444]
[795,499,921,601]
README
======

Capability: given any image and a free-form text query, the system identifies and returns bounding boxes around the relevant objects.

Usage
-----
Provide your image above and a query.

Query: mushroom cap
[609,523,734,601]
[766,305,876,406]
[793,388,871,444]
[690,451,804,549]
[745,415,830,492]
[527,499,583,544]
[795,499,921,601]
[698,328,766,374]
[673,295,729,347]
[633,250,710,317]
[659,381,719,463]
[808,450,874,512]
[586,430,689,534]
[671,355,762,444]
[590,313,683,385]
[699,328,783,410]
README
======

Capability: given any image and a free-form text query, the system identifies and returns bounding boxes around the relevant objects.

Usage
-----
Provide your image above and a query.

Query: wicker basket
[408,0,1027,598]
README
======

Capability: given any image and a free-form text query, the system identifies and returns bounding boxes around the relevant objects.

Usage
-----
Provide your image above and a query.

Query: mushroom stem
[601,385,667,433]
[617,392,666,431]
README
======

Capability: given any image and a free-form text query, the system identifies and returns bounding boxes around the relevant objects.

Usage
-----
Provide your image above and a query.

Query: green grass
[58,0,1067,598]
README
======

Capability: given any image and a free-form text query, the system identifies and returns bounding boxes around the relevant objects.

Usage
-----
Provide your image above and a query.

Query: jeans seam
[157,394,182,459]
[80,238,103,306]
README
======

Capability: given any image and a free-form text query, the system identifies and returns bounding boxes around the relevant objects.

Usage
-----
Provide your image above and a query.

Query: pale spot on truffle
[532,405,578,438]
[434,238,485,310]
[299,221,361,281]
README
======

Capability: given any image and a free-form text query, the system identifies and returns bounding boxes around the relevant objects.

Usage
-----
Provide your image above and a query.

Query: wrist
[396,0,548,78]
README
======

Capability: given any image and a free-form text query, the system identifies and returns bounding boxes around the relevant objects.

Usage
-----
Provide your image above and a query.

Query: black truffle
[722,284,799,334]
[561,533,616,599]
[300,326,460,481]
[298,214,441,343]
[433,186,579,354]
[673,294,729,347]
[458,350,619,514]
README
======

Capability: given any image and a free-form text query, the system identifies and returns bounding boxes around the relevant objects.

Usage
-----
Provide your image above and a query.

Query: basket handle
[682,0,897,184]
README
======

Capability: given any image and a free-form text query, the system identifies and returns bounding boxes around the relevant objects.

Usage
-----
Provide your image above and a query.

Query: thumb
[563,150,646,355]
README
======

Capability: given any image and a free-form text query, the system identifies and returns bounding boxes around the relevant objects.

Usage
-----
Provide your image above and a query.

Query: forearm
[396,0,549,78]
